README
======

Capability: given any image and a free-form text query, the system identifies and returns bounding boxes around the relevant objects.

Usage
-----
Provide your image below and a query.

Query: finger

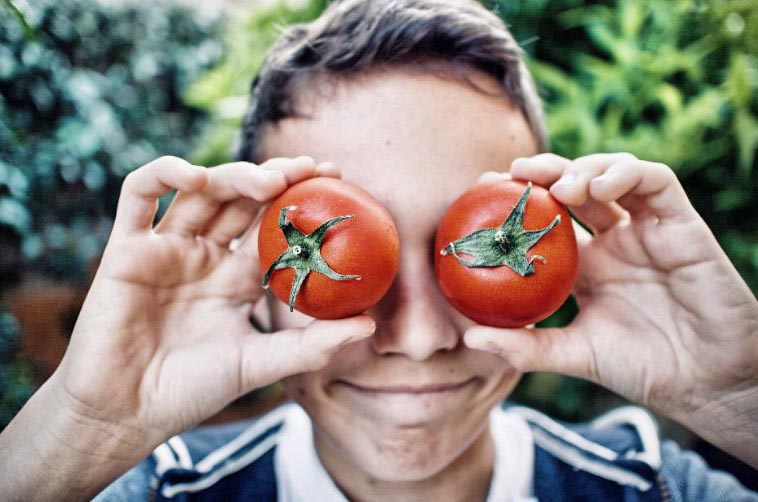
[568,198,630,235]
[549,152,637,206]
[477,171,511,185]
[510,153,571,186]
[230,213,261,254]
[589,159,697,223]
[113,156,209,236]
[259,156,319,184]
[154,160,292,237]
[539,153,636,234]
[509,153,627,234]
[315,161,341,178]
[199,156,323,245]
[463,325,598,382]
[202,198,260,246]
[238,316,376,391]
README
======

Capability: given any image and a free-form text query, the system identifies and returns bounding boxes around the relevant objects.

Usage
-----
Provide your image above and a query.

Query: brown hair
[234,0,547,162]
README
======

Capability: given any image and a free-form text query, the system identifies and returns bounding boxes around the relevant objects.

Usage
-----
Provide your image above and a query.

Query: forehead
[258,69,538,233]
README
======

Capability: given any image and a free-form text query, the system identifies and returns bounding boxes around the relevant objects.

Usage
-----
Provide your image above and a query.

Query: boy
[1,0,756,500]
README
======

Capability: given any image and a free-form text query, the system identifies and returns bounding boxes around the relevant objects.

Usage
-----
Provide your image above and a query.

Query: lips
[335,377,478,394]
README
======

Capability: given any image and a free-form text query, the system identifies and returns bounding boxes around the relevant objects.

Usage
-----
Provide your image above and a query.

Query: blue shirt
[95,403,758,501]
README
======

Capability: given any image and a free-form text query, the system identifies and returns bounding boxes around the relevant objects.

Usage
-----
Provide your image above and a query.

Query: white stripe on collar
[194,403,289,473]
[530,427,653,491]
[508,406,619,460]
[590,406,661,469]
[162,432,280,498]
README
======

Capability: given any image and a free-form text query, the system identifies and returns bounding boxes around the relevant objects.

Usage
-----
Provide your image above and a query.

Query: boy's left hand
[466,153,758,467]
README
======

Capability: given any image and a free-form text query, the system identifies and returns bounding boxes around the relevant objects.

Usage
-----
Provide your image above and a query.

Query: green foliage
[493,0,758,418]
[3,0,756,427]
[188,0,758,296]
[0,0,222,282]
[185,0,758,422]
[0,309,34,429]
[489,0,758,292]
[186,0,328,166]
[0,0,221,427]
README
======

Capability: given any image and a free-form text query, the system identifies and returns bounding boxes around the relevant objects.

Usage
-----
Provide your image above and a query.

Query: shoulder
[504,404,662,500]
[95,403,296,501]
[502,404,757,502]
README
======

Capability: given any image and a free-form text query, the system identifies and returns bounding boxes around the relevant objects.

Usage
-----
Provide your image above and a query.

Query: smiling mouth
[335,377,478,394]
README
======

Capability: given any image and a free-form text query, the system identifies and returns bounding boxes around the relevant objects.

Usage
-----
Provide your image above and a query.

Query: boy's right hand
[45,155,375,459]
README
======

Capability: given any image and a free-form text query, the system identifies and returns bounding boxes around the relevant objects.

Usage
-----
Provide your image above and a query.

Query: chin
[360,435,455,482]
[347,422,482,482]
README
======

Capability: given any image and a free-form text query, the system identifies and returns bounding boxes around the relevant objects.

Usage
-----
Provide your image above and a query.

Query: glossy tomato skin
[258,177,399,319]
[434,180,578,328]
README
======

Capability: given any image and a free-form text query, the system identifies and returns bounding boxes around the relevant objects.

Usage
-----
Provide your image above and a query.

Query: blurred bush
[0,310,34,428]
[0,0,222,428]
[2,0,756,443]
[0,0,222,284]
[188,0,758,296]
[493,0,758,292]
[488,0,758,420]
[184,0,758,433]
[184,0,328,166]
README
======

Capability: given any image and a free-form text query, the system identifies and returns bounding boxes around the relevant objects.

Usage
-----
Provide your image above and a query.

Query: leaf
[734,109,758,176]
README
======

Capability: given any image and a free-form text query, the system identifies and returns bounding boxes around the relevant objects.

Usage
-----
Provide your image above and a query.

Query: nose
[369,246,460,361]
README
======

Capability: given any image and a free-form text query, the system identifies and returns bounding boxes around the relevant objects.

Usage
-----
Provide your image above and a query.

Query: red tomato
[258,177,399,319]
[434,180,578,328]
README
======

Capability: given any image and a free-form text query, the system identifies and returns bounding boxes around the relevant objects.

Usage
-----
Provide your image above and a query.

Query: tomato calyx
[262,205,362,312]
[440,183,561,277]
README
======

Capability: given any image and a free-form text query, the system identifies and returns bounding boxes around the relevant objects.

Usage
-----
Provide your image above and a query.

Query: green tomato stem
[440,183,561,277]
[262,206,361,312]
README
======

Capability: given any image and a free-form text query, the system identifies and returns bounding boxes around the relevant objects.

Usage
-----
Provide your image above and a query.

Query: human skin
[258,69,539,501]
[258,67,758,501]
[0,66,756,502]
[0,156,378,501]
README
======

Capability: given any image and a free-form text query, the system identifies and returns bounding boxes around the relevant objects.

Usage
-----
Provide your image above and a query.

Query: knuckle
[541,152,568,162]
[295,155,315,165]
[153,155,183,166]
[649,161,673,177]
[259,157,286,169]
[538,153,572,169]
[121,170,140,191]
[614,152,637,161]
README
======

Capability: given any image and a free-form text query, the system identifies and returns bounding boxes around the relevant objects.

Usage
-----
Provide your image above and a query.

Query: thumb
[238,315,376,392]
[463,324,598,382]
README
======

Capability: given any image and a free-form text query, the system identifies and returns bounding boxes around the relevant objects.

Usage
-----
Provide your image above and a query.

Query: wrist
[671,381,758,469]
[0,373,153,501]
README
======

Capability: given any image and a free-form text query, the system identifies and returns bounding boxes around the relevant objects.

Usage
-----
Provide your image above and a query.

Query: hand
[0,156,375,500]
[466,153,758,466]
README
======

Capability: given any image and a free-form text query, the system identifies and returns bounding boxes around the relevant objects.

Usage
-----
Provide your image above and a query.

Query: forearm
[0,375,151,501]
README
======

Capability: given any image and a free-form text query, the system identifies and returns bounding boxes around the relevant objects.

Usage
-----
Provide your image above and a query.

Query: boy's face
[258,68,538,481]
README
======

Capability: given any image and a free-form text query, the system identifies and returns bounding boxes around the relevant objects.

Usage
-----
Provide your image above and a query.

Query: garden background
[1,0,756,486]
